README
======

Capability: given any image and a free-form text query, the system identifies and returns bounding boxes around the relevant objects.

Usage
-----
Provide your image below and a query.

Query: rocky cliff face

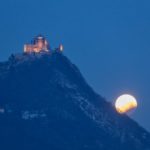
[0,52,149,150]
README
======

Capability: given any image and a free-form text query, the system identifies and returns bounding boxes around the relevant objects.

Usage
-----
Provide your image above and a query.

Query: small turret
[55,44,64,53]
[59,44,64,52]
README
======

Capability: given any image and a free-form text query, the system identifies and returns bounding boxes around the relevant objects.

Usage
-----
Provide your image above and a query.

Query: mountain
[0,51,149,150]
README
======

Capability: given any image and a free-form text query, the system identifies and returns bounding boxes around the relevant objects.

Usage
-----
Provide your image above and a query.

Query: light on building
[59,44,64,51]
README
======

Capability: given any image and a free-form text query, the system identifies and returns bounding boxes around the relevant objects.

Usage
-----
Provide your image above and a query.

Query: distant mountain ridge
[0,51,149,150]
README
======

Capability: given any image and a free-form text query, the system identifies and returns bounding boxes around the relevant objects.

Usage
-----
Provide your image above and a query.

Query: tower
[24,35,50,53]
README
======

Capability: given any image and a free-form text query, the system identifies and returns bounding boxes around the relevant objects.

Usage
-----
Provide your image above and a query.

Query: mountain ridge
[0,51,149,150]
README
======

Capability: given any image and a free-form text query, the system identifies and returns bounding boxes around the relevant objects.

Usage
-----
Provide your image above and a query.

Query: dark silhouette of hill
[0,52,149,150]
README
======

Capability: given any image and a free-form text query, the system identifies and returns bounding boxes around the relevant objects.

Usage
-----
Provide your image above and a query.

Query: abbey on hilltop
[24,35,63,53]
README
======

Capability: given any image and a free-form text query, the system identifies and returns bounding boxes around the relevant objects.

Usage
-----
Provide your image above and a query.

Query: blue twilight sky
[0,0,150,131]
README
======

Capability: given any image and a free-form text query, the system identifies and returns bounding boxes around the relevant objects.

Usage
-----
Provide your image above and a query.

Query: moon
[115,94,138,114]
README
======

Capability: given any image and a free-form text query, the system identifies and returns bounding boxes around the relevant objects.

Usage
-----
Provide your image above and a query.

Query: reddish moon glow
[115,94,138,114]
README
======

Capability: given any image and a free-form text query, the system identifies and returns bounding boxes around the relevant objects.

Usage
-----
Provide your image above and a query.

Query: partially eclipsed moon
[115,94,138,114]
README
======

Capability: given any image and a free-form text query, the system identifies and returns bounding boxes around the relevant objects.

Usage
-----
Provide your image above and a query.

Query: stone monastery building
[24,35,63,53]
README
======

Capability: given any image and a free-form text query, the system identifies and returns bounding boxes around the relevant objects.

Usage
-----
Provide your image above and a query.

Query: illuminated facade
[24,35,50,53]
[24,35,64,53]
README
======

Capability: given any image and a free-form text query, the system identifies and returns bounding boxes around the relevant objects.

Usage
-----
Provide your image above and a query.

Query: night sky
[0,0,150,131]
